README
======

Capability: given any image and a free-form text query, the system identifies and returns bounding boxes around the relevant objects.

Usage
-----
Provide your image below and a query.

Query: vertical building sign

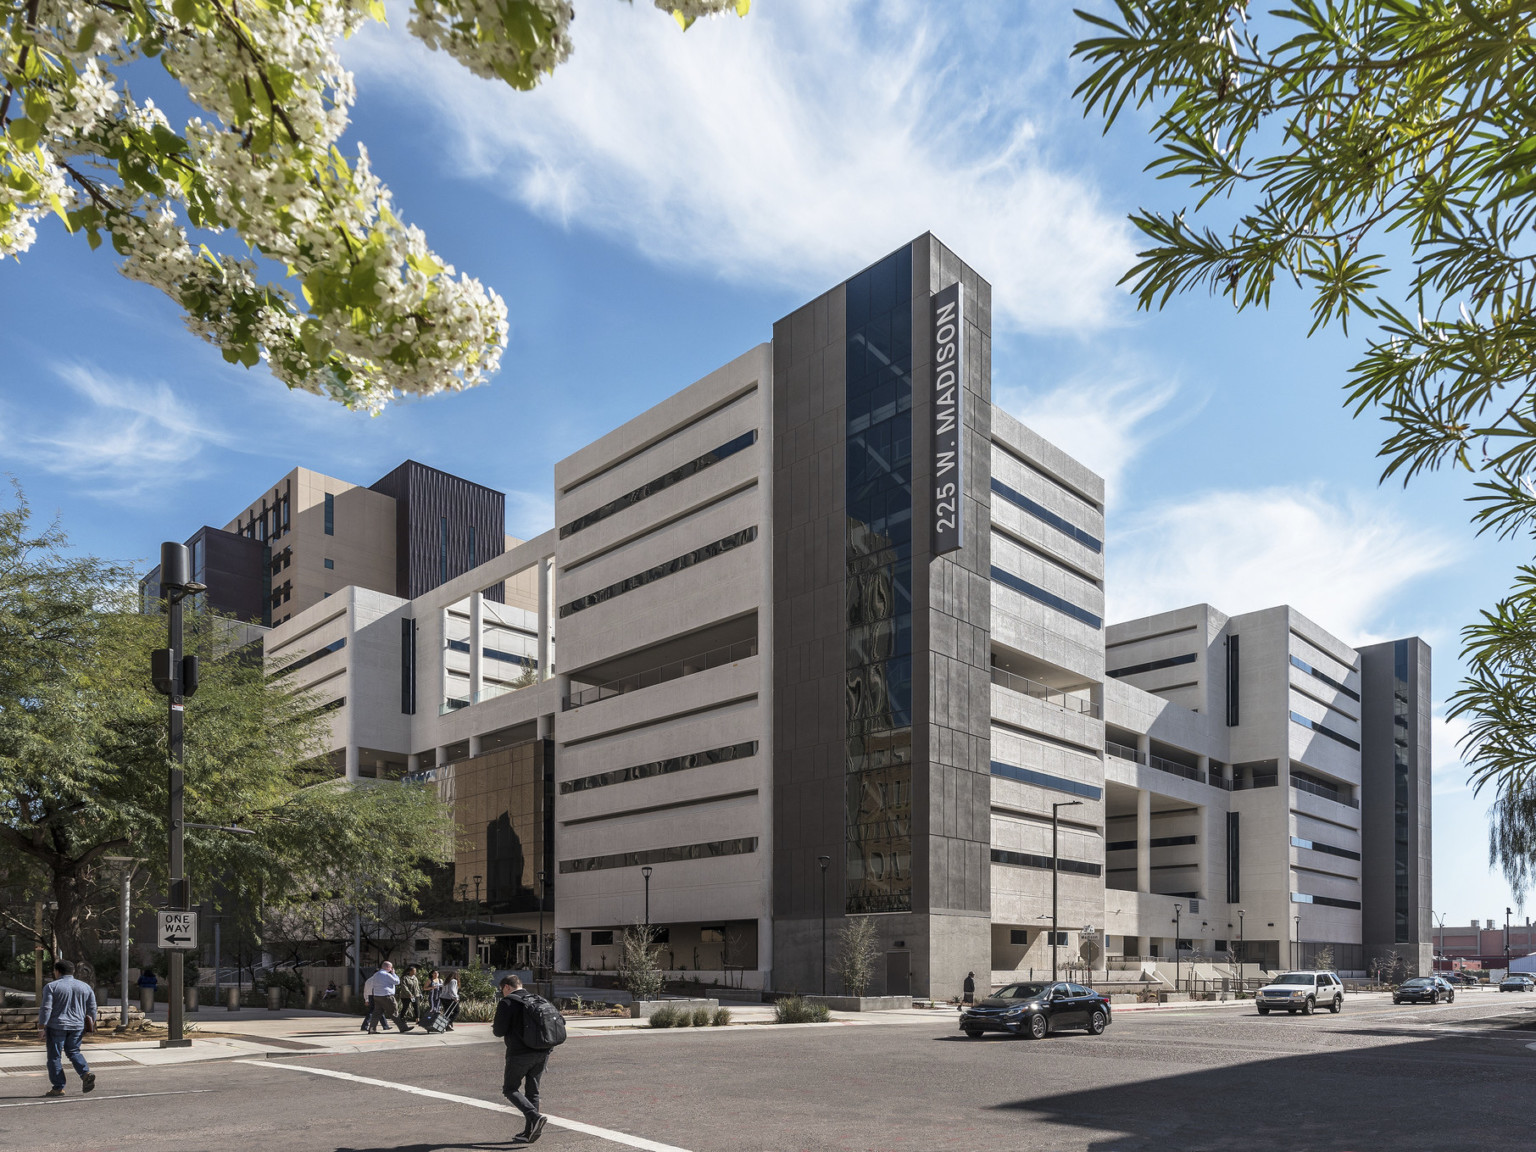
[930,283,965,556]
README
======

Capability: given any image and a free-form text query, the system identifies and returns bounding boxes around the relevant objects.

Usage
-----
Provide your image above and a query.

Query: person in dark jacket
[963,972,976,1004]
[492,975,548,1144]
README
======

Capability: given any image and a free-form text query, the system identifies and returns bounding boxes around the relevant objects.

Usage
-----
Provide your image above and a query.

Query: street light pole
[151,542,204,1050]
[642,866,652,931]
[1506,907,1513,975]
[536,870,547,980]
[1238,909,1245,990]
[817,855,830,996]
[1174,904,1182,992]
[1051,801,1082,982]
[1295,914,1301,970]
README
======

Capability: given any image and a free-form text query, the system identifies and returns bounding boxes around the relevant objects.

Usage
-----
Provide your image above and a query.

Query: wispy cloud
[504,488,555,542]
[351,0,1134,333]
[12,362,238,497]
[995,364,1184,501]
[1107,486,1457,638]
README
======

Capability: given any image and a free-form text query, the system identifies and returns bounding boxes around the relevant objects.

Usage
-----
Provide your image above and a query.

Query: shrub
[648,1006,678,1028]
[456,960,497,1004]
[454,999,497,1023]
[619,924,665,1003]
[773,996,831,1024]
[691,1007,712,1027]
[711,1007,731,1027]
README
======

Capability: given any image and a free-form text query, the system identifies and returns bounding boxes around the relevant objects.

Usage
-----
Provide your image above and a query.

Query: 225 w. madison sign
[930,282,964,556]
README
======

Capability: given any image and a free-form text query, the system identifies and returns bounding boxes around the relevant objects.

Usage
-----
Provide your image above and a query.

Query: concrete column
[435,744,449,767]
[469,591,484,703]
[407,753,421,773]
[1136,788,1152,895]
[468,733,482,757]
[757,914,773,992]
[1135,734,1151,764]
[344,744,360,783]
[536,712,551,741]
[537,556,552,680]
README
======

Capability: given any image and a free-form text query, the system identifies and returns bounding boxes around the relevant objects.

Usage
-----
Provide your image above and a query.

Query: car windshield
[1403,978,1432,987]
[993,983,1047,1000]
[1271,973,1315,986]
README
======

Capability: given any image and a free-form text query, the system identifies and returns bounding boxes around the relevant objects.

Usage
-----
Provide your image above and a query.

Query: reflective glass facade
[1393,639,1411,941]
[844,245,914,915]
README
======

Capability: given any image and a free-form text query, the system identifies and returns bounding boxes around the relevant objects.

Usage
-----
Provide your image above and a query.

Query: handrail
[990,668,1100,718]
[1292,776,1359,808]
[1106,741,1234,790]
[1105,740,1144,764]
[565,638,758,710]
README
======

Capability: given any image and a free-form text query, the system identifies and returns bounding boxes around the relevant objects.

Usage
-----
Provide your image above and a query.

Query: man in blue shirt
[37,960,97,1097]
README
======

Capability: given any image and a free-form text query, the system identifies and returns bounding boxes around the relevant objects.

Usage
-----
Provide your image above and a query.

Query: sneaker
[43,1087,64,1097]
[525,1115,548,1144]
[81,1072,96,1093]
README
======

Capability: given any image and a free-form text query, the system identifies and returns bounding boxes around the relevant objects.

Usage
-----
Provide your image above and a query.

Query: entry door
[885,952,911,996]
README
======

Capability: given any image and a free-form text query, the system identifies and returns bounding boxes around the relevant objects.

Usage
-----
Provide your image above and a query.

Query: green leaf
[9,118,40,151]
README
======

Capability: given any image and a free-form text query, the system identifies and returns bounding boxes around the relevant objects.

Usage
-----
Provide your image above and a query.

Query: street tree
[1072,0,1536,891]
[0,0,748,411]
[832,915,878,997]
[0,488,455,981]
[618,922,663,1002]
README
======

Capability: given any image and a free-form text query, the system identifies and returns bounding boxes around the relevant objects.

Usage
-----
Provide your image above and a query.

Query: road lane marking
[0,1090,211,1109]
[241,1060,692,1152]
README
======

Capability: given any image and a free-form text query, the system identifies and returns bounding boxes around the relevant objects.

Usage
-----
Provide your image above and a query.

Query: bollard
[186,983,199,1013]
[340,985,352,1009]
[227,985,240,1011]
[304,985,317,1009]
[140,987,155,1015]
[267,986,282,1011]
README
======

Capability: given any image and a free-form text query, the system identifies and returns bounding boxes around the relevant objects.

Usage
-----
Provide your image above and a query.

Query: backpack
[511,991,567,1050]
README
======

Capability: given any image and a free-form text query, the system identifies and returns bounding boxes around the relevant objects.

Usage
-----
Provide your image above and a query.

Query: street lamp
[1507,907,1513,975]
[1173,904,1182,992]
[1434,911,1446,973]
[817,855,831,995]
[1295,914,1301,969]
[1051,800,1083,981]
[149,541,205,1050]
[536,870,547,980]
[641,866,652,930]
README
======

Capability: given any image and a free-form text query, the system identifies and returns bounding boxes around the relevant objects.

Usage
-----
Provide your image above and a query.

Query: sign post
[929,282,965,556]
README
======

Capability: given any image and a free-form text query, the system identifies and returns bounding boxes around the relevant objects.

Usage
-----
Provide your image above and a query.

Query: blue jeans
[45,1027,89,1089]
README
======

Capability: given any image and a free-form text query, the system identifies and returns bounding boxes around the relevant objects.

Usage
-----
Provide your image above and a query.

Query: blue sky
[0,1,1520,927]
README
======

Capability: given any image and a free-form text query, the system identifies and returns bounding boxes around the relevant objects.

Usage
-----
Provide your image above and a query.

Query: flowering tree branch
[1,0,749,411]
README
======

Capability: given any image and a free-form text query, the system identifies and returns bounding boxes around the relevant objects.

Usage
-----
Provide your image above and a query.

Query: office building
[150,234,1433,990]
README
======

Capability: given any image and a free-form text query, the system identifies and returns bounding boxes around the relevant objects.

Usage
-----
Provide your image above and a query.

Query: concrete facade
[146,233,1433,991]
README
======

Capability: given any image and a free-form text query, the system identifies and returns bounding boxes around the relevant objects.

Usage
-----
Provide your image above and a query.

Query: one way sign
[157,911,198,951]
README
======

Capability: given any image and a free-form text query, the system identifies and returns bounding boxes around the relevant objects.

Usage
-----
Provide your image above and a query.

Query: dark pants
[45,1027,90,1090]
[502,1051,548,1123]
[369,995,405,1032]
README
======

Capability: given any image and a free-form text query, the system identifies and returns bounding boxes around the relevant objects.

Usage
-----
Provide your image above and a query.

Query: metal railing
[565,638,758,710]
[1105,740,1143,764]
[1292,776,1359,808]
[990,668,1099,717]
[1106,741,1232,789]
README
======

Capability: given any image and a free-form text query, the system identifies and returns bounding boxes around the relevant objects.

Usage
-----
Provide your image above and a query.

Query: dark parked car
[1499,975,1535,992]
[1442,972,1477,986]
[1394,976,1455,1004]
[959,981,1111,1040]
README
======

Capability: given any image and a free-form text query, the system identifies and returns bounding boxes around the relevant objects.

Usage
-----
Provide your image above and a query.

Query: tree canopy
[0,0,748,411]
[1072,0,1536,893]
[0,487,455,976]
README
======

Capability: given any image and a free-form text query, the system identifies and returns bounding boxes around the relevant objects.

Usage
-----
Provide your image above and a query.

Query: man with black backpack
[492,974,566,1144]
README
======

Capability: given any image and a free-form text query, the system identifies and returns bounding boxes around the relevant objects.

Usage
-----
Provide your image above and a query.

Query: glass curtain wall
[1393,640,1411,941]
[844,245,914,915]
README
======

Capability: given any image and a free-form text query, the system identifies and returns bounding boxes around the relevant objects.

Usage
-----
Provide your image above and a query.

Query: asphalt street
[7,993,1536,1152]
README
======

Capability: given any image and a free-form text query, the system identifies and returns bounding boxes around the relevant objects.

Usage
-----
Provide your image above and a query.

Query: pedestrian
[38,960,97,1098]
[365,961,413,1035]
[359,966,395,1032]
[136,967,157,998]
[321,980,338,1002]
[963,971,976,1005]
[398,965,422,1022]
[492,974,567,1144]
[439,970,460,1030]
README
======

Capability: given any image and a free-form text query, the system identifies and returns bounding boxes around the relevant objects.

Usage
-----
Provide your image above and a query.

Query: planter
[630,998,718,1019]
[803,995,913,1012]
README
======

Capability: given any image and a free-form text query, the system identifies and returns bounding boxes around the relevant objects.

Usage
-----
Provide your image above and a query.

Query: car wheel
[1087,1010,1107,1035]
[1393,997,1401,1004]
[1330,995,1342,1013]
[1448,992,1454,1003]
[963,1029,982,1038]
[1430,991,1438,1004]
[1257,1005,1269,1015]
[1025,1013,1048,1040]
[1301,997,1315,1016]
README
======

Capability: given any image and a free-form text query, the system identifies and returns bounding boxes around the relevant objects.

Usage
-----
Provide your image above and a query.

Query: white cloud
[350,0,1133,333]
[1107,486,1456,638]
[1432,709,1472,796]
[14,363,237,496]
[504,488,555,542]
[995,366,1183,500]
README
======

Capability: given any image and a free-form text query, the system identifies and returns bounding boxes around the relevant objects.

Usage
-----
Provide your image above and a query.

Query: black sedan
[959,981,1111,1040]
[1500,975,1535,992]
[1394,976,1455,1004]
